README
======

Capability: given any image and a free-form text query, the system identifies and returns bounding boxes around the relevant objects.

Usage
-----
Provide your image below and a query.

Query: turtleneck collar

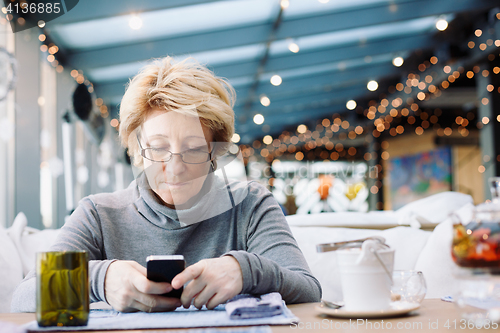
[134,171,244,229]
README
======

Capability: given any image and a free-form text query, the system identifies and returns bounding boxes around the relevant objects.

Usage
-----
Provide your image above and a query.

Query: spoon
[321,299,344,309]
[316,235,386,253]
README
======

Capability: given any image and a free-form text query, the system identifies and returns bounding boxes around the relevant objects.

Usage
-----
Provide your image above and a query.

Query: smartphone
[146,255,185,299]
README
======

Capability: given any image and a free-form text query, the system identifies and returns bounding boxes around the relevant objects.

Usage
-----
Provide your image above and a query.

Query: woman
[11,57,321,313]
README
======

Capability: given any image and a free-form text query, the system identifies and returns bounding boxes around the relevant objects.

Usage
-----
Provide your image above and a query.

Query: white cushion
[395,191,473,226]
[7,213,60,276]
[414,203,475,298]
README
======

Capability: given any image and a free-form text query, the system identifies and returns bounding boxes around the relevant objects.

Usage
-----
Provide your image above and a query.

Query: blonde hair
[119,57,236,167]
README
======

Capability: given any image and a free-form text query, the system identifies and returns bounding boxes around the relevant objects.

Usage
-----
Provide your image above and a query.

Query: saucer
[316,301,420,319]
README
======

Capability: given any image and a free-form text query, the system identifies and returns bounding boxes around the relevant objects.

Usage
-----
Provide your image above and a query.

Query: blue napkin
[225,293,284,319]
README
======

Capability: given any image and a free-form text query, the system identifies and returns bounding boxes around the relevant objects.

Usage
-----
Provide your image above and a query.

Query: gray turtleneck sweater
[11,175,321,312]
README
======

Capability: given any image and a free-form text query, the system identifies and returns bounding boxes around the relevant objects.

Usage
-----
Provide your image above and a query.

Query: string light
[260,95,270,107]
[297,124,307,134]
[231,133,240,143]
[239,29,481,167]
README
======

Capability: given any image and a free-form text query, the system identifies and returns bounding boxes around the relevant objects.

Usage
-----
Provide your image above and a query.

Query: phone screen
[146,255,185,299]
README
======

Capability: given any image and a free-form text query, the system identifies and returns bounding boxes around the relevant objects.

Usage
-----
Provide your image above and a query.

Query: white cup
[337,241,395,311]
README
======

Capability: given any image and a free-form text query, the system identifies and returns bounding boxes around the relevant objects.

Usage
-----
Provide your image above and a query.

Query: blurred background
[0,0,499,229]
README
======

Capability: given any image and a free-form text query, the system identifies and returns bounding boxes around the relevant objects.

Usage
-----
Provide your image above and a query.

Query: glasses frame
[136,134,213,164]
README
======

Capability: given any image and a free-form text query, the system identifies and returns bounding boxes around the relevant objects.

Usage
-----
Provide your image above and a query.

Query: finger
[136,279,173,295]
[134,293,182,312]
[192,285,217,310]
[130,270,173,295]
[149,296,182,312]
[171,262,204,289]
[180,280,207,308]
[154,296,183,311]
[128,299,152,313]
[206,291,233,310]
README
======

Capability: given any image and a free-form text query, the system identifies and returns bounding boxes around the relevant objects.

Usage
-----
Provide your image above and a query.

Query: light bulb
[346,100,357,110]
[253,114,264,125]
[129,15,143,30]
[260,95,271,107]
[392,56,404,67]
[367,80,378,91]
[270,75,282,86]
[436,19,448,31]
[288,42,299,53]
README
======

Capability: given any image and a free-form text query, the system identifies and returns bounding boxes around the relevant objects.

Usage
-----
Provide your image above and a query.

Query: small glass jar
[391,270,427,305]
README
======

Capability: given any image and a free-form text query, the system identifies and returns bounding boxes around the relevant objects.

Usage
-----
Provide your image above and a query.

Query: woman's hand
[104,260,182,312]
[171,256,243,310]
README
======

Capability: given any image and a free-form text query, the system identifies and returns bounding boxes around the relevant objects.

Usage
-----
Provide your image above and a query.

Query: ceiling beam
[236,88,365,116]
[64,0,498,70]
[213,33,435,80]
[88,32,432,88]
[48,0,225,25]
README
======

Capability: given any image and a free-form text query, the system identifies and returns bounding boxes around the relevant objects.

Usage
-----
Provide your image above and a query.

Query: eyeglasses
[137,137,212,164]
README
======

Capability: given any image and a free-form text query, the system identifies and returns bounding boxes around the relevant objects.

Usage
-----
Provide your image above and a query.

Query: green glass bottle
[36,251,89,327]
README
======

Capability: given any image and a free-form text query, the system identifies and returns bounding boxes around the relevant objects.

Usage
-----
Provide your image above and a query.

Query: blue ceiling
[42,0,500,144]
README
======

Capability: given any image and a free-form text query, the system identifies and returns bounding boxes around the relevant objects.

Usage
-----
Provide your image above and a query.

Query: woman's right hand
[104,260,182,312]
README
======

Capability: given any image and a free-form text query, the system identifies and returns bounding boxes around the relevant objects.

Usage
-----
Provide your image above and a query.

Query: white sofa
[0,192,473,312]
[0,213,60,313]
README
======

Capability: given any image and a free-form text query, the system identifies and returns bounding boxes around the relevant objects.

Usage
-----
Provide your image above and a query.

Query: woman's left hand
[171,256,243,310]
